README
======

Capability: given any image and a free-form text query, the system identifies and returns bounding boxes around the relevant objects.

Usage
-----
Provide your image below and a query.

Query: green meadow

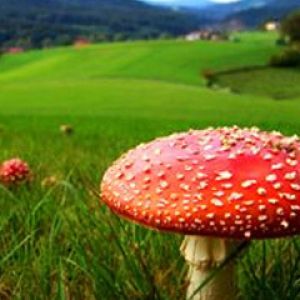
[0,32,300,299]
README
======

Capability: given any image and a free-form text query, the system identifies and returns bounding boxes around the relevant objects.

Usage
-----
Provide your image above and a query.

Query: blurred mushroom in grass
[0,158,31,187]
[41,175,59,189]
[60,124,74,136]
[0,124,5,134]
[101,126,300,300]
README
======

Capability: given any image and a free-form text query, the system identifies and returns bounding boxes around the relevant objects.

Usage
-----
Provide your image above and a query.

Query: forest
[0,0,203,50]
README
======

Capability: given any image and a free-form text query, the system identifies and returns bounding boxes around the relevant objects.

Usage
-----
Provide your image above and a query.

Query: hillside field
[0,32,300,299]
[216,67,300,99]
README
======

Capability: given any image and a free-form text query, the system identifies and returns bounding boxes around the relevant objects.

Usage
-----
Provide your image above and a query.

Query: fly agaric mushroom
[0,158,31,186]
[101,126,300,300]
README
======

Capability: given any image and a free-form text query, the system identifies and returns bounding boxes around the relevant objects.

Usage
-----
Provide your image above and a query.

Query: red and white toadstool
[101,126,300,300]
[0,158,31,187]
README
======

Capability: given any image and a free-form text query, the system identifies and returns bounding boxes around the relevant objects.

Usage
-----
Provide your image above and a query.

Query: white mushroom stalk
[181,236,247,300]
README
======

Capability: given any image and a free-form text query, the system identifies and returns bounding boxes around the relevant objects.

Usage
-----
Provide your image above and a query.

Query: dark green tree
[281,11,300,43]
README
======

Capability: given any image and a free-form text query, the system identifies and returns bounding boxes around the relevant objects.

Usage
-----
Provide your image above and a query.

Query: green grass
[0,32,300,299]
[216,67,300,100]
[0,32,277,85]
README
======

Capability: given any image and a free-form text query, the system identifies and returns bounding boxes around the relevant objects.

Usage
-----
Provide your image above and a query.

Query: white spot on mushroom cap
[242,180,257,188]
[281,220,289,229]
[273,183,282,190]
[257,187,267,196]
[272,163,283,170]
[266,174,277,183]
[291,184,300,191]
[204,154,216,161]
[176,173,185,180]
[211,199,224,207]
[228,192,243,201]
[244,231,252,238]
[286,159,298,167]
[268,198,279,205]
[285,172,297,180]
[263,153,273,160]
[216,171,233,181]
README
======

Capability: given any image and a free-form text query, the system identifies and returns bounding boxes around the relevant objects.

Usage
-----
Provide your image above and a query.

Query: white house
[185,30,227,42]
[185,31,202,41]
[265,21,280,32]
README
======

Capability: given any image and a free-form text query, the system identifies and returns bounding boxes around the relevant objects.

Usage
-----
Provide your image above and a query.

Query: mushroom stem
[180,236,242,300]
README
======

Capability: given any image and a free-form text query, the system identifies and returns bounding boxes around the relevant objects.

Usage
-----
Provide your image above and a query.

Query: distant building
[225,19,245,32]
[185,31,202,41]
[7,47,24,54]
[185,30,228,42]
[265,21,280,32]
[74,37,91,48]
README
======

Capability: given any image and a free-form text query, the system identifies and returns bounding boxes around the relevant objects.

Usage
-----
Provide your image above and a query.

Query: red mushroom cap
[0,158,31,186]
[101,127,300,239]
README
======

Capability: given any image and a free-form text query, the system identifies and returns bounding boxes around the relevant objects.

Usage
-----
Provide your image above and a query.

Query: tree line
[0,0,202,51]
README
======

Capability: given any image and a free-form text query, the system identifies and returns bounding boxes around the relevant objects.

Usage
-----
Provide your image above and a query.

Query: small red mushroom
[0,158,31,187]
[101,126,300,300]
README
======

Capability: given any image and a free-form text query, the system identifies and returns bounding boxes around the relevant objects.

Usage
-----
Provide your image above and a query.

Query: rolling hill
[184,0,300,27]
[0,32,293,118]
[200,0,300,28]
[222,0,300,27]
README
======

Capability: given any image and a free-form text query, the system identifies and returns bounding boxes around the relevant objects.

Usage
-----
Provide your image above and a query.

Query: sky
[211,0,240,2]
[143,0,240,6]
